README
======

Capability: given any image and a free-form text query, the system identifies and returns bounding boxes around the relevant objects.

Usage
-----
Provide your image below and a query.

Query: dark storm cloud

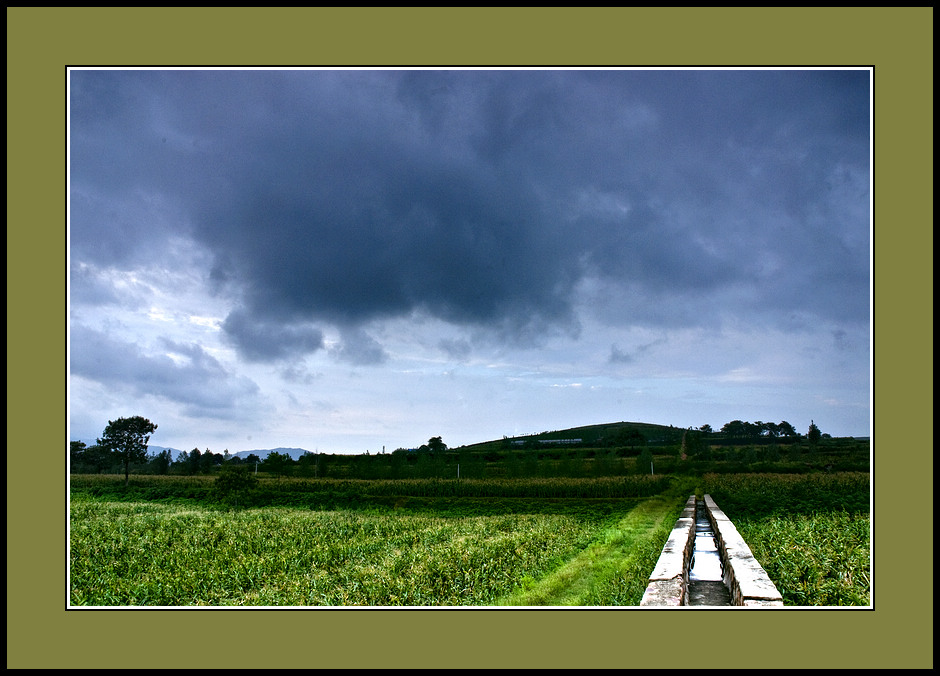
[221,309,324,363]
[70,69,870,362]
[70,324,260,418]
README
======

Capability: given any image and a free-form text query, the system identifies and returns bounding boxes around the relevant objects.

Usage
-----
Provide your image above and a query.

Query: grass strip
[495,492,686,606]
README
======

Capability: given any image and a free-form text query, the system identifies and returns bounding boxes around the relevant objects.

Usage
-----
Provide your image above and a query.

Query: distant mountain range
[75,441,313,462]
[226,448,311,461]
[157,446,313,462]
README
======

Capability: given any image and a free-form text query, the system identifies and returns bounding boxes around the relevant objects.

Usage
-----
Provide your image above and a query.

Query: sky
[68,67,871,454]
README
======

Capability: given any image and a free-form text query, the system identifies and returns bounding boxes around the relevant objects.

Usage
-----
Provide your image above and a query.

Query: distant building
[511,438,582,446]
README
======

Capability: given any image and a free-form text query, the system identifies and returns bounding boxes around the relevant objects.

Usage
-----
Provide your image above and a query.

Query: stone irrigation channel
[640,495,783,607]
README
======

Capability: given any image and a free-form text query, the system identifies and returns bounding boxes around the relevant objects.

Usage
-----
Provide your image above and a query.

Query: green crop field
[702,472,871,605]
[69,487,686,606]
[68,435,871,607]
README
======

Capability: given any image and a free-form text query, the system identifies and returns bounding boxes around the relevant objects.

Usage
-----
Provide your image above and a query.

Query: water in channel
[687,500,733,606]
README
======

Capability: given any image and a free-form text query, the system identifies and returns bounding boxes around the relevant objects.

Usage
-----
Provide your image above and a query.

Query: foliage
[69,428,867,483]
[70,474,673,510]
[69,498,623,606]
[702,472,869,517]
[297,451,322,477]
[718,419,802,441]
[70,441,86,466]
[260,451,293,478]
[703,472,870,606]
[680,429,709,460]
[580,505,685,606]
[97,416,157,486]
[612,426,647,449]
[70,442,116,474]
[807,420,822,446]
[636,447,654,474]
[735,511,870,606]
[68,469,871,607]
[212,466,259,508]
[415,436,448,454]
[150,449,173,475]
[498,491,689,606]
[760,511,866,605]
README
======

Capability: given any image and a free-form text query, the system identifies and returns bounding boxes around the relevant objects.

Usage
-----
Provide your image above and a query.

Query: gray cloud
[221,309,325,363]
[608,337,667,365]
[69,262,140,309]
[70,69,870,364]
[439,337,472,362]
[70,324,260,418]
[608,344,634,364]
[328,326,388,366]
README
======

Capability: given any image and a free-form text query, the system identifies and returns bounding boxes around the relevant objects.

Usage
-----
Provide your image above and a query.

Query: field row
[70,473,674,509]
[69,472,871,606]
[734,511,870,606]
[69,497,655,606]
[702,472,871,606]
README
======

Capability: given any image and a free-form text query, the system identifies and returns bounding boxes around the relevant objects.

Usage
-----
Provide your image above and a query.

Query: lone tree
[807,420,822,447]
[98,416,157,487]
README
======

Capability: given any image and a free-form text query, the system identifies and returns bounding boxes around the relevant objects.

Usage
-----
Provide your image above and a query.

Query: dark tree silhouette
[98,416,157,486]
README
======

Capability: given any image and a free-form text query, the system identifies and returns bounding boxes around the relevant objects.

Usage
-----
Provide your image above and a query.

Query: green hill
[460,421,688,451]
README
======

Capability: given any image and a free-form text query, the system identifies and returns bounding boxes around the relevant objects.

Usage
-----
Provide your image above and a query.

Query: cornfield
[703,472,870,605]
[69,496,629,606]
[69,473,672,506]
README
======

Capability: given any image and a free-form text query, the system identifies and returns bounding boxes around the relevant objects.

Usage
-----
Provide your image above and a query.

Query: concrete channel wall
[702,495,783,606]
[640,495,783,607]
[639,495,697,606]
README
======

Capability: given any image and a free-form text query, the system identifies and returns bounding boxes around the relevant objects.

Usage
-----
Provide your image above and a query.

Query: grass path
[495,490,687,606]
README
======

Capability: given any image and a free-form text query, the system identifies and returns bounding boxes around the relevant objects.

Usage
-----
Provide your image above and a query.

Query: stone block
[640,578,685,606]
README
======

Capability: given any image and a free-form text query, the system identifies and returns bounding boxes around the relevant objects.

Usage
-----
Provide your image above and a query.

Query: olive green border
[7,7,932,670]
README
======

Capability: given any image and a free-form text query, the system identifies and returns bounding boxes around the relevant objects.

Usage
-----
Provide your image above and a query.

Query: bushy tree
[261,451,293,478]
[84,444,115,473]
[98,416,157,486]
[149,448,172,475]
[70,441,87,469]
[187,448,202,475]
[418,436,448,455]
[199,448,219,474]
[721,420,746,439]
[778,421,798,438]
[172,450,189,474]
[808,420,822,446]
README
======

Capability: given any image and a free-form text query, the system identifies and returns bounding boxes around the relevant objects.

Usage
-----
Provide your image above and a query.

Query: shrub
[212,466,259,508]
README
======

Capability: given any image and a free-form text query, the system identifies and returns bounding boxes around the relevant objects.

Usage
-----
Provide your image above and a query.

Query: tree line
[69,437,300,479]
[711,419,801,439]
[70,417,833,482]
